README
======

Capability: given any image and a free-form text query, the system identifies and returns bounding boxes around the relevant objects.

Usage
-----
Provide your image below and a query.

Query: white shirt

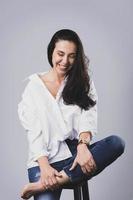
[18,71,98,169]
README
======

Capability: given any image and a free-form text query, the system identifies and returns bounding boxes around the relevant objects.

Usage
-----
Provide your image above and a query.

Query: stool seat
[62,180,90,200]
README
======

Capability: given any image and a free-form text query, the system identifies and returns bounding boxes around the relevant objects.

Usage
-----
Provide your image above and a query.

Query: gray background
[1,0,133,199]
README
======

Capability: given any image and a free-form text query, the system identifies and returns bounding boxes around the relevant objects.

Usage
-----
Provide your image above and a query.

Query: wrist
[37,156,50,170]
[77,142,88,152]
[78,138,90,146]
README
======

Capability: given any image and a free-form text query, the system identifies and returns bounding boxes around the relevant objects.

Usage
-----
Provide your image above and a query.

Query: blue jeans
[28,135,125,200]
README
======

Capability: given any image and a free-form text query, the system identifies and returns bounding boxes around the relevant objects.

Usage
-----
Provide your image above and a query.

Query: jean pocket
[28,166,41,183]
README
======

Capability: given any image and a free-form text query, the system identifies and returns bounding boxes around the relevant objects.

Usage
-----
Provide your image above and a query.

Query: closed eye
[69,54,76,59]
[58,53,64,57]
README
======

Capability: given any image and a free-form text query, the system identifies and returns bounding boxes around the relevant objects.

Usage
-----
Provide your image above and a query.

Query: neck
[49,68,65,84]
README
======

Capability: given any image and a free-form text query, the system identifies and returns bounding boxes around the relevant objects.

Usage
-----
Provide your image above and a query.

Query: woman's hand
[40,164,62,191]
[70,144,97,175]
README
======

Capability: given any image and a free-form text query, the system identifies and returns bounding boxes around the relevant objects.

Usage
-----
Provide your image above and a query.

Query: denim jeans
[28,135,125,200]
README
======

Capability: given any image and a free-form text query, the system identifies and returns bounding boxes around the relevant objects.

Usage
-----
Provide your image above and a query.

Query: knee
[107,135,125,155]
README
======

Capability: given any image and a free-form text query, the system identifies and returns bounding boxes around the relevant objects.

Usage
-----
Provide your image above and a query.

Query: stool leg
[82,182,90,200]
[74,186,82,200]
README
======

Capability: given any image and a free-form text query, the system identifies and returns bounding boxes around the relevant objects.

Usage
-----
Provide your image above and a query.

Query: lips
[58,64,68,70]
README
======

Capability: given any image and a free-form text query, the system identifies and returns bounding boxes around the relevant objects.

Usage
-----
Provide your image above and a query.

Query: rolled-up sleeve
[78,80,98,138]
[18,84,49,161]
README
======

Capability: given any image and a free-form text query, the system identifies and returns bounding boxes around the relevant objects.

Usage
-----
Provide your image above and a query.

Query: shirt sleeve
[18,83,50,161]
[78,80,98,138]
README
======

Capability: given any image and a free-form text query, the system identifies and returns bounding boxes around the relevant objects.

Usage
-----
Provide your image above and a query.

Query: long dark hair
[47,29,96,110]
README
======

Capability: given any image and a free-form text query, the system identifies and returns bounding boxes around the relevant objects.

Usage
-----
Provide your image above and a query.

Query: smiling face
[52,40,77,75]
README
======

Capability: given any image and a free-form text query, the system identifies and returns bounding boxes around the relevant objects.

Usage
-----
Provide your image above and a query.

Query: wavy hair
[47,29,96,110]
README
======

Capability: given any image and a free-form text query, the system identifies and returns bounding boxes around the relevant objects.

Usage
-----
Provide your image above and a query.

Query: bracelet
[78,138,90,146]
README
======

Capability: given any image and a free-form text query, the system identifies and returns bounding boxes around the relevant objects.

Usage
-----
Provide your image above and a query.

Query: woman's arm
[78,80,98,139]
[18,84,49,161]
[70,132,97,174]
[18,83,61,190]
[70,80,98,174]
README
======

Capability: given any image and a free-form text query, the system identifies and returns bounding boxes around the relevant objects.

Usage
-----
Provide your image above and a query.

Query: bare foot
[20,171,70,199]
[21,181,44,199]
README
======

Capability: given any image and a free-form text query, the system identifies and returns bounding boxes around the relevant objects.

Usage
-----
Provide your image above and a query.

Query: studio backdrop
[0,0,132,199]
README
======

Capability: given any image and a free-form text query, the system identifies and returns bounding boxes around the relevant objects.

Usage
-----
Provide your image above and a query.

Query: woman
[18,29,125,200]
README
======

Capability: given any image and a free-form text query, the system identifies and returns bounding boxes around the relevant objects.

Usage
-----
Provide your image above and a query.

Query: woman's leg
[89,135,125,176]
[21,166,62,200]
[33,189,62,200]
[21,135,125,198]
[63,135,125,182]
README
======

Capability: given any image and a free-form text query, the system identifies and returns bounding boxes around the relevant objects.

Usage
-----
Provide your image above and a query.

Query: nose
[62,55,69,65]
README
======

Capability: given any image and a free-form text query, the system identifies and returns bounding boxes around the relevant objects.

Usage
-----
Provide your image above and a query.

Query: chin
[57,67,67,73]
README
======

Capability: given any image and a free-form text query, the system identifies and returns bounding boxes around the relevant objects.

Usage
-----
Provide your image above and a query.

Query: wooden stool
[62,180,90,200]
